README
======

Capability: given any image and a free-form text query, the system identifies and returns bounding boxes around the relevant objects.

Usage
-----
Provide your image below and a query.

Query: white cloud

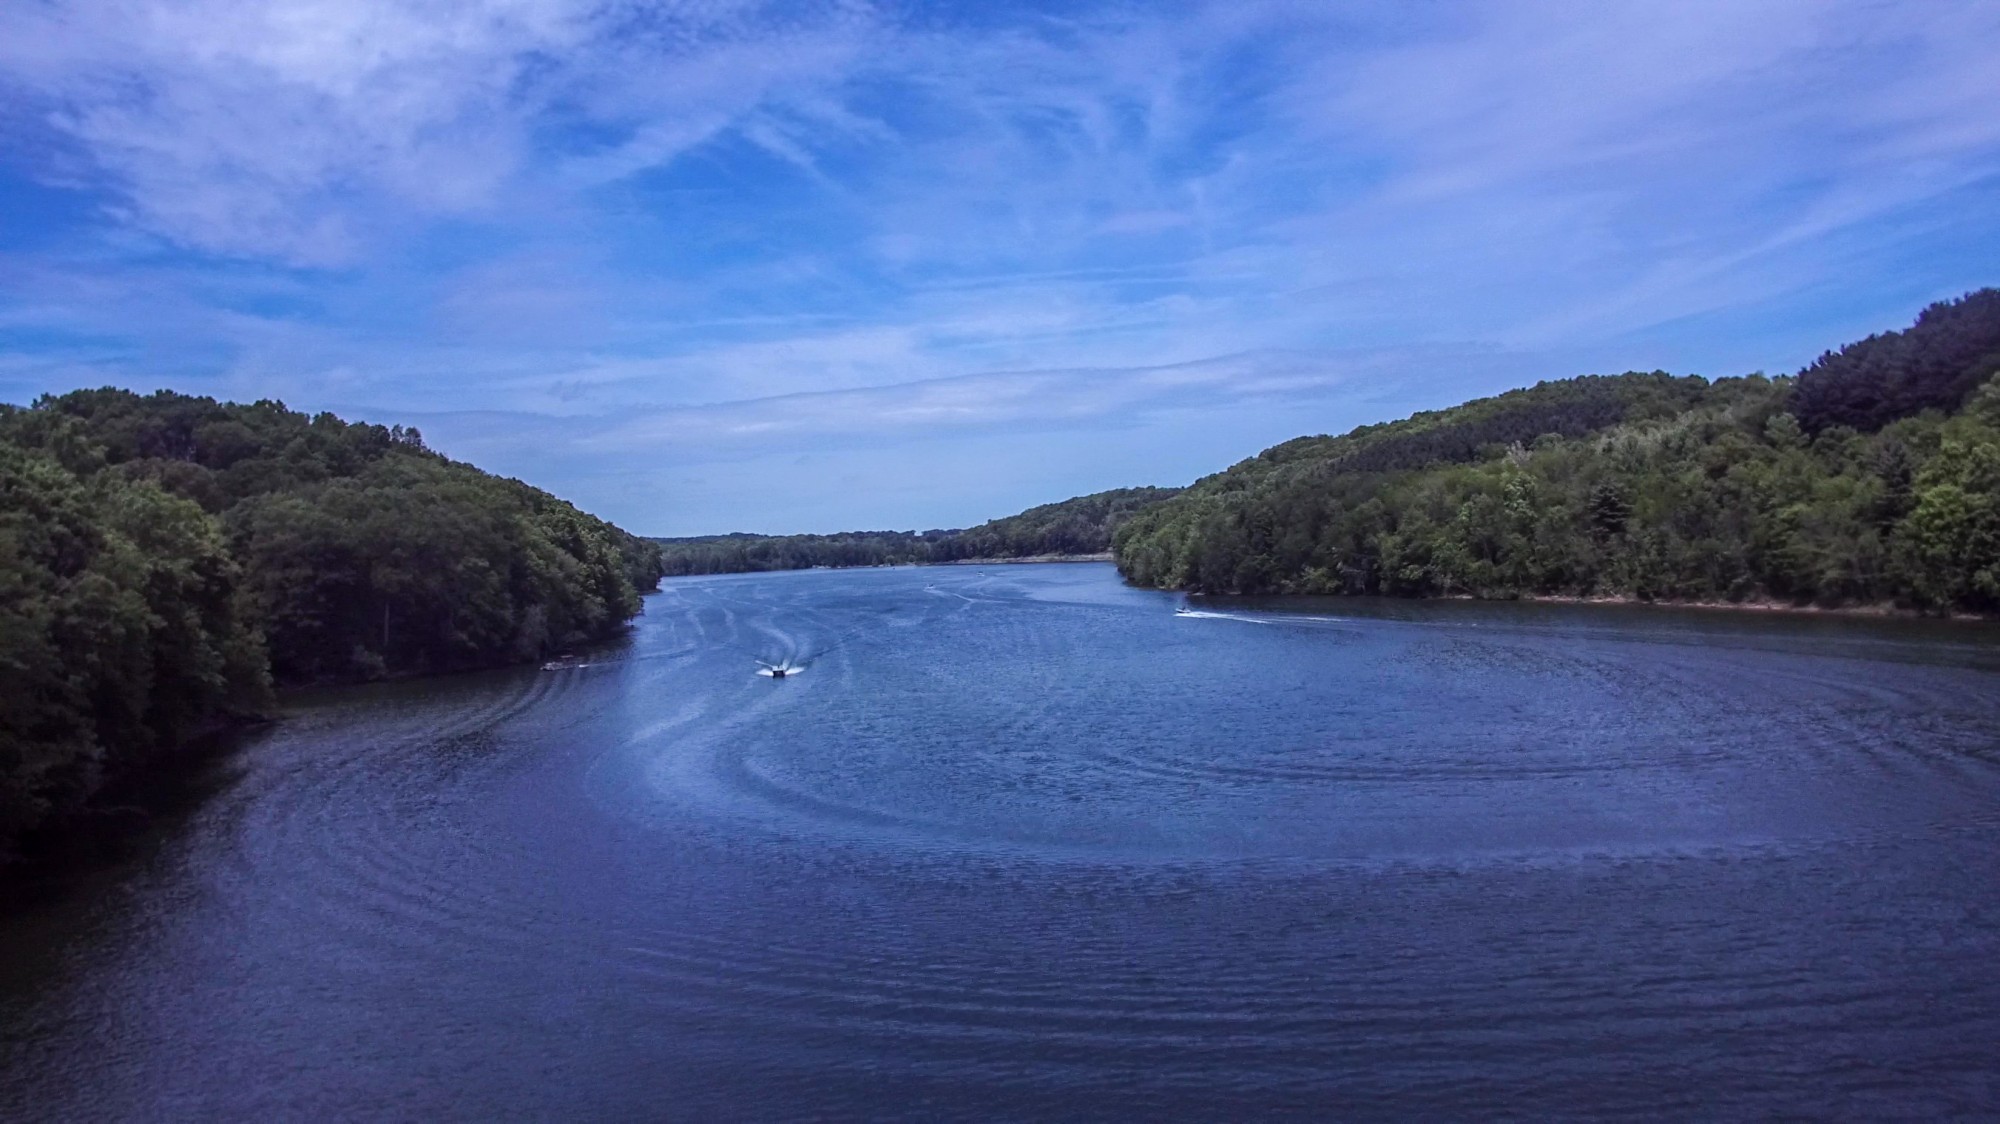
[418,343,1525,460]
[0,0,877,263]
[2,0,1997,530]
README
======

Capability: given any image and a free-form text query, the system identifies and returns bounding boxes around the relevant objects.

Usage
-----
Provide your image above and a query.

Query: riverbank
[1176,585,1992,623]
[1490,591,1991,622]
[663,553,1117,578]
[935,552,1113,566]
[2,624,644,874]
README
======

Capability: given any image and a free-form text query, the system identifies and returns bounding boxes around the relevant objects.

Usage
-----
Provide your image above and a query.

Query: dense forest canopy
[655,486,1182,575]
[1,389,662,855]
[1791,289,2000,433]
[656,529,951,574]
[0,440,266,849]
[1115,289,2000,612]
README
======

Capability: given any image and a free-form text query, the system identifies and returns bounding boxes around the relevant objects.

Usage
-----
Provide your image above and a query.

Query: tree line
[1114,290,2000,612]
[2,389,663,856]
[655,486,1182,575]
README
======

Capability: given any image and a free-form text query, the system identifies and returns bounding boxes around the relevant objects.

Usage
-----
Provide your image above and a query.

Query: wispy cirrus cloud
[0,0,890,263]
[1,0,1997,532]
[576,349,1378,451]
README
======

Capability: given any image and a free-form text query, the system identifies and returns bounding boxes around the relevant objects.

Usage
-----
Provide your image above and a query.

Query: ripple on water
[607,576,2000,870]
[8,566,2000,1120]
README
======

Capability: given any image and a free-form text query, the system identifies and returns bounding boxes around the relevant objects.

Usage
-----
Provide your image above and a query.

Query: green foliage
[654,486,1182,575]
[1792,288,2000,433]
[932,486,1183,561]
[1897,432,2000,607]
[656,529,953,575]
[1116,292,2000,614]
[0,437,267,850]
[0,389,661,855]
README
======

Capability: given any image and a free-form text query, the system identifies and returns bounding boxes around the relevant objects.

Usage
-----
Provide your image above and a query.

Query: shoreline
[1473,591,1990,622]
[932,552,1112,566]
[661,553,1116,578]
[1180,586,1991,623]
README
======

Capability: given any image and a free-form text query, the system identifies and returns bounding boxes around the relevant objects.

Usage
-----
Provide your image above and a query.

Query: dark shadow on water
[0,721,270,1026]
[0,628,641,979]
[1,724,260,909]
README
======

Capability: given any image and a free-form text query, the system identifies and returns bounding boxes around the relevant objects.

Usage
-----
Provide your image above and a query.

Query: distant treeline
[2,389,663,855]
[655,486,1182,575]
[1116,289,2000,613]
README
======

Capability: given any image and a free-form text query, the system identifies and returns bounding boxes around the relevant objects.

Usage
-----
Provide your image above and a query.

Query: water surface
[5,563,1999,1118]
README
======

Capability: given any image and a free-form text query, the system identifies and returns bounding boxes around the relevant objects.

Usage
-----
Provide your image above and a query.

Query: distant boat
[1175,606,1194,616]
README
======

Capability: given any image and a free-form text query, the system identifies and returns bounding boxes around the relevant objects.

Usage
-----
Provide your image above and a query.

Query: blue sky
[2,0,1998,535]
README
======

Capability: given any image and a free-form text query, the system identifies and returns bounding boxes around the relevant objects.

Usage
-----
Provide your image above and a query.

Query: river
[4,562,1999,1118]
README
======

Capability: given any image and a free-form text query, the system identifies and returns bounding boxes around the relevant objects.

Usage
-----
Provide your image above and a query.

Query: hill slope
[1116,290,2000,612]
[1,389,663,855]
[655,486,1181,575]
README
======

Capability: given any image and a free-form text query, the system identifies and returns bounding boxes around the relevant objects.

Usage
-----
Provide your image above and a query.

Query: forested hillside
[1115,290,2000,612]
[655,486,1180,575]
[1,389,663,854]
[1791,289,2000,433]
[656,529,948,574]
[934,486,1182,562]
